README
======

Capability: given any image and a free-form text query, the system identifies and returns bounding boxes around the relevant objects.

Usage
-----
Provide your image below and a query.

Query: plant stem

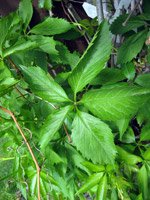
[8,57,19,73]
[63,123,71,142]
[0,106,41,200]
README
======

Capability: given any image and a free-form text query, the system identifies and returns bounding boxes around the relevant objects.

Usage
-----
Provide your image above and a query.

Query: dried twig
[67,3,90,43]
[96,0,104,24]
[0,106,41,200]
[61,1,74,22]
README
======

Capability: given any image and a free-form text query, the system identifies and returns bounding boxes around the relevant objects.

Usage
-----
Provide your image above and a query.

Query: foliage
[0,1,150,200]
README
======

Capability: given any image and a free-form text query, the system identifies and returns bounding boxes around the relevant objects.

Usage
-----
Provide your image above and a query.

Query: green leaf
[138,165,149,200]
[55,72,70,85]
[121,62,135,80]
[0,61,11,81]
[82,161,105,173]
[3,39,36,58]
[116,118,130,140]
[110,14,145,34]
[0,78,18,97]
[39,0,52,10]
[140,13,150,21]
[90,68,125,86]
[20,66,71,103]
[137,193,143,200]
[39,106,72,149]
[19,0,33,30]
[116,146,142,165]
[0,13,20,55]
[56,27,81,40]
[96,174,107,200]
[143,148,150,160]
[71,111,116,164]
[0,17,11,55]
[140,124,150,141]
[30,17,74,35]
[29,35,58,55]
[135,73,150,88]
[65,143,88,172]
[122,127,135,144]
[81,83,150,121]
[0,61,18,96]
[143,0,150,14]
[112,175,131,199]
[137,99,150,125]
[45,147,63,165]
[76,172,103,194]
[11,50,48,71]
[68,21,112,94]
[28,167,56,198]
[110,189,118,200]
[51,42,80,69]
[146,48,150,64]
[117,30,148,64]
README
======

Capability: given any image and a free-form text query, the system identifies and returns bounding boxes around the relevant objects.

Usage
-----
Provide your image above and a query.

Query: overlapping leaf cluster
[0,0,150,199]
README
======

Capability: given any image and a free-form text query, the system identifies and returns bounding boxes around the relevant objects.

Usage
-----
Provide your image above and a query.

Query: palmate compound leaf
[20,65,71,103]
[81,83,150,121]
[68,20,112,95]
[71,111,116,164]
[39,105,72,149]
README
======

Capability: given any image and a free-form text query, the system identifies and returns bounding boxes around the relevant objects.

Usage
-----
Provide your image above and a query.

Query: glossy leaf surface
[68,21,112,94]
[81,84,150,121]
